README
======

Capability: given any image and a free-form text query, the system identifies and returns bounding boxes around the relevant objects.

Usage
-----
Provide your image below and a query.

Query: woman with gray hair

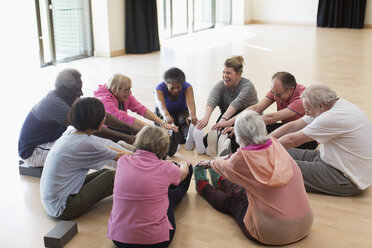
[194,109,313,245]
[108,126,193,248]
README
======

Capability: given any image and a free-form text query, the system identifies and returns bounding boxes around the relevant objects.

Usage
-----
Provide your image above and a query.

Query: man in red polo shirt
[215,71,317,149]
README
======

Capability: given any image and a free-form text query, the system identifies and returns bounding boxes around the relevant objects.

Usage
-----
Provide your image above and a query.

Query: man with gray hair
[271,83,372,196]
[18,68,136,168]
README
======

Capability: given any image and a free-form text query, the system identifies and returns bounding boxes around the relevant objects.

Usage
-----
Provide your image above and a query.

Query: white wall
[107,0,125,54]
[251,0,318,24]
[92,0,372,58]
[232,0,252,25]
[91,0,125,57]
[244,0,372,25]
[365,0,372,25]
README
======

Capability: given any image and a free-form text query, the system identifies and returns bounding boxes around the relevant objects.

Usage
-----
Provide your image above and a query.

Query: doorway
[35,0,93,67]
[159,0,231,40]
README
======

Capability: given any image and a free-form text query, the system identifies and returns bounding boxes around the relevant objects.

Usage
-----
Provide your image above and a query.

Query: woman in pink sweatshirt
[94,73,181,156]
[94,73,178,133]
[195,109,313,245]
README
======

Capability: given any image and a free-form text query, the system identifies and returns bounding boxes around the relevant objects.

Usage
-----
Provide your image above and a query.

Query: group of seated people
[18,55,372,247]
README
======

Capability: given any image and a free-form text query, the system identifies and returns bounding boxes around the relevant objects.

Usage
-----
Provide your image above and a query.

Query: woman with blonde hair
[94,73,181,156]
[194,109,313,245]
[107,126,193,248]
[193,56,258,156]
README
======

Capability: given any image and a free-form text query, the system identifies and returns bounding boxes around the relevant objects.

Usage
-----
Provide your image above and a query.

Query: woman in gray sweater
[194,56,258,155]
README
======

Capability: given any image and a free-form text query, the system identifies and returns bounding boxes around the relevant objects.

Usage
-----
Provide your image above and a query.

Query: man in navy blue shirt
[18,68,137,167]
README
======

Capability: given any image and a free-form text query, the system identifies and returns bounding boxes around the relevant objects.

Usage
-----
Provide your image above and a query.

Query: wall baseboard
[245,19,316,26]
[246,19,372,28]
[94,49,125,57]
[110,49,125,57]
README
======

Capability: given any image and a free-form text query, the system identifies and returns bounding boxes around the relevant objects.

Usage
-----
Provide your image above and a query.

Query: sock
[197,180,209,194]
[217,176,225,189]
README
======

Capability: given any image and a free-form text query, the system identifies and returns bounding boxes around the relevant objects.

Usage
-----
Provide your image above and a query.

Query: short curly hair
[163,67,186,84]
[55,68,82,90]
[134,126,170,159]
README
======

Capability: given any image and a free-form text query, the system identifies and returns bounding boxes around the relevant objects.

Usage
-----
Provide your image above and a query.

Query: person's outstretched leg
[58,169,115,220]
[167,131,182,157]
[198,180,255,240]
[220,178,247,198]
[168,165,193,207]
[288,148,362,196]
[172,110,190,144]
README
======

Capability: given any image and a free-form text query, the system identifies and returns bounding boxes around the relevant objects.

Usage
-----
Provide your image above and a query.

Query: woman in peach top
[195,109,313,245]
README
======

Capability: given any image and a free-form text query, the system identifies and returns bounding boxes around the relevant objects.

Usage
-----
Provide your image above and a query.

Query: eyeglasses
[270,87,293,98]
[270,89,286,98]
[119,87,131,93]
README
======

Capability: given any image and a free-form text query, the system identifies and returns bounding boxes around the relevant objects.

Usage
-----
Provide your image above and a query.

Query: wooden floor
[2,24,372,248]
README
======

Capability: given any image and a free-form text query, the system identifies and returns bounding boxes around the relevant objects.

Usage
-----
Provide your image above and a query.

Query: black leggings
[155,107,190,143]
[113,166,193,248]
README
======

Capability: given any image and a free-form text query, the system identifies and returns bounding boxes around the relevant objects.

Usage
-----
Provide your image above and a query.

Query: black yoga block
[19,162,43,178]
[44,221,78,248]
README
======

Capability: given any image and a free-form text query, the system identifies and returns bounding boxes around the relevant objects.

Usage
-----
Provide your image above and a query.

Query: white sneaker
[193,127,206,154]
[217,133,228,156]
[205,146,210,156]
[117,140,136,152]
[185,123,195,150]
[218,138,231,157]
[207,129,218,158]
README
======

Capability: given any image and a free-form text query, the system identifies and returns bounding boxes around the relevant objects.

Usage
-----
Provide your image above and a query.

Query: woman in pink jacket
[195,109,313,245]
[94,73,181,156]
[94,73,178,132]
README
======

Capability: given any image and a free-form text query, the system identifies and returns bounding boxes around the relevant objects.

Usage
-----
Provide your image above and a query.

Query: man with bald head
[258,71,306,131]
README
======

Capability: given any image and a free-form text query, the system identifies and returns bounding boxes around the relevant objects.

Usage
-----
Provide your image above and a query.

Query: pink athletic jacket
[94,85,148,125]
[211,138,313,245]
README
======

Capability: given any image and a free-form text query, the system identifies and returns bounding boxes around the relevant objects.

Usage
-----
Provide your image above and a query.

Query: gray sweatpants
[288,148,362,196]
